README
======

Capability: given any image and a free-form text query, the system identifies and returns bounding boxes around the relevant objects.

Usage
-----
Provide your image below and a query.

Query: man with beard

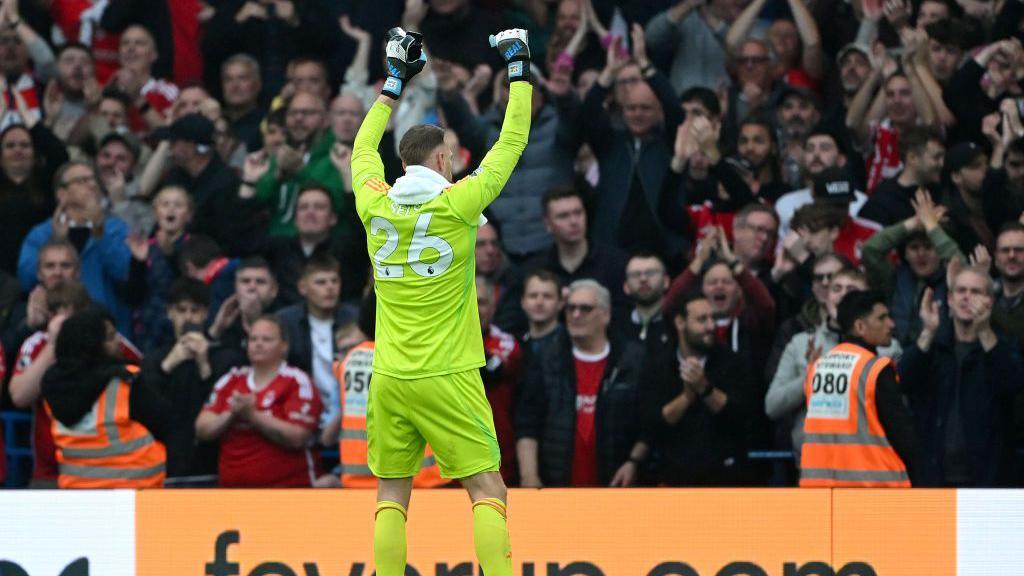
[243,90,348,237]
[614,253,671,349]
[822,44,871,134]
[860,126,945,226]
[45,43,96,140]
[735,115,788,203]
[993,223,1024,346]
[991,224,1024,477]
[775,87,822,189]
[642,292,755,485]
[980,102,1024,234]
[775,127,867,240]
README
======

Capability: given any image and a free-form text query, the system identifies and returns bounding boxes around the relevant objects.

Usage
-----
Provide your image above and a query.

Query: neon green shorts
[367,368,501,479]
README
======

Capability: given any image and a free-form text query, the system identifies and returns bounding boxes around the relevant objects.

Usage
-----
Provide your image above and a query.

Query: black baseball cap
[98,131,140,161]
[774,84,820,111]
[153,113,214,146]
[945,141,985,173]
[813,166,857,203]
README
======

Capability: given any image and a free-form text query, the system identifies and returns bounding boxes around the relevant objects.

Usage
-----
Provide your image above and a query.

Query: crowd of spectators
[2,0,1024,488]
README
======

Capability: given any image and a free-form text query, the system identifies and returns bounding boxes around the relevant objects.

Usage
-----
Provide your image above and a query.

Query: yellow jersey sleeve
[352,100,392,217]
[446,82,533,224]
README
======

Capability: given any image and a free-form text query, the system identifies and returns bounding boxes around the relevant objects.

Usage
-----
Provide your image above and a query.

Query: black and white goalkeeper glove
[382,27,427,99]
[489,28,531,83]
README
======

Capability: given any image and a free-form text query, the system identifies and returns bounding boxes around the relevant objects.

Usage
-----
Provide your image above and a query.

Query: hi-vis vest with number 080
[47,365,166,489]
[334,341,449,488]
[799,343,910,487]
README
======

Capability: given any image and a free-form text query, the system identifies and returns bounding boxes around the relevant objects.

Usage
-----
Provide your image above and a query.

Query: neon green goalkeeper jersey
[350,82,533,379]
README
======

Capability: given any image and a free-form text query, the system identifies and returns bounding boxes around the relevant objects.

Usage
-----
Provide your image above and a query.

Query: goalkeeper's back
[351,81,533,380]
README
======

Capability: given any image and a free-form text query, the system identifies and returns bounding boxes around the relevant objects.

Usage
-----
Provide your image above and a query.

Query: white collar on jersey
[389,165,487,225]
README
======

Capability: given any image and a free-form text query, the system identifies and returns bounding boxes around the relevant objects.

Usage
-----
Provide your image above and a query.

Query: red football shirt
[483,325,521,485]
[15,330,142,481]
[570,346,608,487]
[204,363,323,487]
[833,216,881,267]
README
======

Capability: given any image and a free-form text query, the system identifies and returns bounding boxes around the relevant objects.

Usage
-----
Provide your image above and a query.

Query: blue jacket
[18,216,132,335]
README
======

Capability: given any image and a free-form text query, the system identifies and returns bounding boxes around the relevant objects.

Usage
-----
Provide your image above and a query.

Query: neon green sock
[472,498,512,576]
[374,501,407,576]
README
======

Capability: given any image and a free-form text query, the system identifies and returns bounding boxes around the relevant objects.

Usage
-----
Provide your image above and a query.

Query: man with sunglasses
[516,279,649,488]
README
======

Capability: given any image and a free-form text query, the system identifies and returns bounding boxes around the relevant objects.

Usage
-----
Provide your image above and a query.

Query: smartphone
[181,322,204,336]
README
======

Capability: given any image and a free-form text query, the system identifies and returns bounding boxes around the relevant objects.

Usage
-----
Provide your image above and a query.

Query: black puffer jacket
[514,332,646,486]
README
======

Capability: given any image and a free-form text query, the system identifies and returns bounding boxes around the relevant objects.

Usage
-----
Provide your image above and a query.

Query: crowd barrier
[1,488,1023,575]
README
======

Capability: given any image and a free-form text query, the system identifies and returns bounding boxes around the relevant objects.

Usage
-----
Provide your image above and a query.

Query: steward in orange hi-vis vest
[800,342,910,487]
[48,365,166,489]
[334,341,448,488]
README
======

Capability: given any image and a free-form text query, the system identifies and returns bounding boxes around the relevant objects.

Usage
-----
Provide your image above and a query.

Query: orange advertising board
[832,489,956,576]
[137,489,844,575]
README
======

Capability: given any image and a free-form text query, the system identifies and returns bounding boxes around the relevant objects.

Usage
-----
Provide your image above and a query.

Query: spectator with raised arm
[663,227,777,380]
[725,0,823,88]
[645,0,740,94]
[899,265,1024,486]
[847,48,938,194]
[18,161,133,334]
[861,188,964,344]
[582,25,685,261]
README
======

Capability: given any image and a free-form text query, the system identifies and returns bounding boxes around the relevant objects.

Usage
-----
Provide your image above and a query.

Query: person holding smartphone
[141,277,241,487]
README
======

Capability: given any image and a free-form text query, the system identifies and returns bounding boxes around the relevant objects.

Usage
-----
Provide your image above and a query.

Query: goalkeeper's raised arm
[350,28,534,219]
[451,28,535,215]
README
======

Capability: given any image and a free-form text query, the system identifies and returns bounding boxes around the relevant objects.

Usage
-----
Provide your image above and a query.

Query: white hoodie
[387,165,487,225]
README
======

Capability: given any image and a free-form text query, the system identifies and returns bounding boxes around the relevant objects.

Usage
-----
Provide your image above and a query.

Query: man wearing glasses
[615,252,671,348]
[242,90,346,238]
[516,279,649,488]
[17,160,133,334]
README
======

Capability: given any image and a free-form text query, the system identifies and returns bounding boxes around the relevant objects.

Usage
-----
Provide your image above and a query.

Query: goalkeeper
[350,26,532,576]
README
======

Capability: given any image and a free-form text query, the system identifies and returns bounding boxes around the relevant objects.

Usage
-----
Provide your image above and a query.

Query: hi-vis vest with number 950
[799,343,910,487]
[334,341,449,488]
[47,365,166,489]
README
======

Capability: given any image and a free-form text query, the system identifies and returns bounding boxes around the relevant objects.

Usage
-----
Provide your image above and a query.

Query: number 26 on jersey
[370,212,454,279]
